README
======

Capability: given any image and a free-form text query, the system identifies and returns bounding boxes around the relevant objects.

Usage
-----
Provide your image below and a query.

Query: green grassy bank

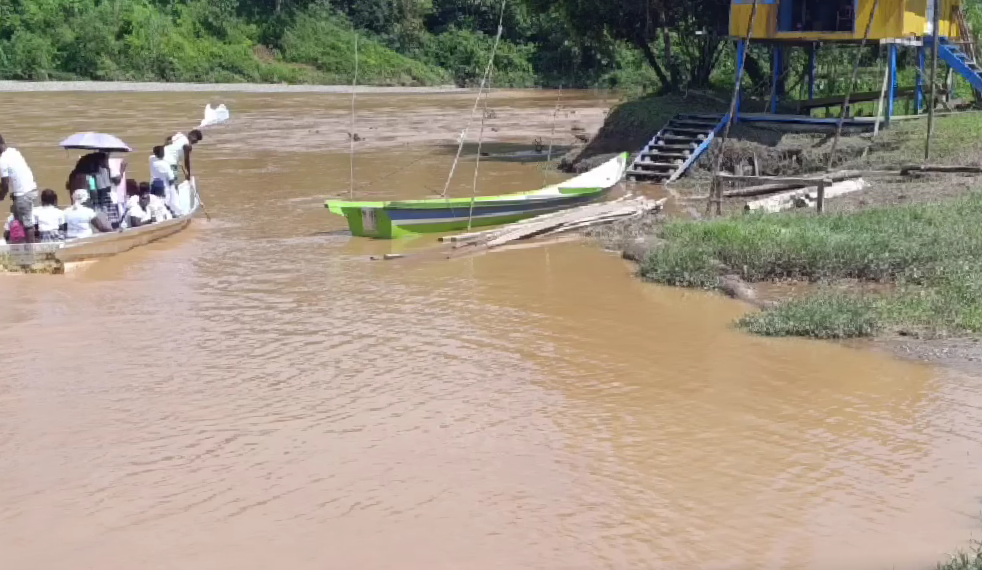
[642,192,982,339]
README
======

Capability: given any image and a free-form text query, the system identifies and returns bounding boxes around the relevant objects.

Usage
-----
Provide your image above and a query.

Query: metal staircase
[938,37,982,95]
[627,114,727,183]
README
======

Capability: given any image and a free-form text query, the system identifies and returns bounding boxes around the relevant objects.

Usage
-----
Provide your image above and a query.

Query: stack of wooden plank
[441,196,666,250]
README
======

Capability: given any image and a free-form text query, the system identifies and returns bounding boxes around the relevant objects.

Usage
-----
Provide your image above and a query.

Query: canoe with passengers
[0,179,201,274]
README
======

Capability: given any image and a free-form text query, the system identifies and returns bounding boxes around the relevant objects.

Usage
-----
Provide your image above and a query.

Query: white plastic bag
[199,104,230,129]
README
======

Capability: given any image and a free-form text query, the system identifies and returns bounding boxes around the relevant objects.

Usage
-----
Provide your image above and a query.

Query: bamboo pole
[827,0,881,171]
[926,0,941,160]
[349,34,359,199]
[707,0,759,217]
[467,66,494,231]
[440,0,507,199]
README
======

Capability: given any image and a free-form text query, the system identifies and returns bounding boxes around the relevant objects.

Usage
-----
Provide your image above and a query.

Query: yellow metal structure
[730,0,962,41]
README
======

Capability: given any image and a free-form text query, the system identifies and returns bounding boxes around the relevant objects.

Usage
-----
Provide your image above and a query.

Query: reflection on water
[0,90,979,570]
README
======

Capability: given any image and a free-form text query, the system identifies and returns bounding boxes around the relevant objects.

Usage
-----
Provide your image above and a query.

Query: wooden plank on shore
[900,165,982,175]
[745,179,866,213]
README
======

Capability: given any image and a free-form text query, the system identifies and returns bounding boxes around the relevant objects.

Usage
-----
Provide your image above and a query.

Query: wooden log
[722,172,865,198]
[900,165,982,176]
[745,179,866,213]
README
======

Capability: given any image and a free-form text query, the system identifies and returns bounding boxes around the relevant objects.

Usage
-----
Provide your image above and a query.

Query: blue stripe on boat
[385,193,595,222]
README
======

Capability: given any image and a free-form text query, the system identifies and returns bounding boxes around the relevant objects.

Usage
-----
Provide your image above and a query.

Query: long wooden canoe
[325,153,628,239]
[0,179,201,274]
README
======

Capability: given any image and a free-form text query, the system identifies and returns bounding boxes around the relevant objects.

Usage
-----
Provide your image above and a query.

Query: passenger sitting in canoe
[34,189,66,242]
[123,184,170,228]
[142,181,172,222]
[3,204,27,244]
[65,188,113,240]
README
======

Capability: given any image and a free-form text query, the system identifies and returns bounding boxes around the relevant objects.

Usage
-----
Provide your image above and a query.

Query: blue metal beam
[769,46,784,114]
[887,44,898,125]
[735,39,746,124]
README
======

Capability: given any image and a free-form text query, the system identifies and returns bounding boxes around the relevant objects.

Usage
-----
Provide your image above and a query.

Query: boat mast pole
[543,85,563,187]
[350,34,359,199]
[440,0,506,199]
[467,66,495,230]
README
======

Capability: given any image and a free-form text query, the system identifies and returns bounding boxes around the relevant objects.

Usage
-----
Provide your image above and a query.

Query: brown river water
[0,89,980,570]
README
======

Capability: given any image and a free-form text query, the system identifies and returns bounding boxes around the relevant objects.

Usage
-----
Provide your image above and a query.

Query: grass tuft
[937,539,982,570]
[738,294,880,339]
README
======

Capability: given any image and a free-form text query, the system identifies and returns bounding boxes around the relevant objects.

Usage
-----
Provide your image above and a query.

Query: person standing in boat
[163,129,202,183]
[68,151,119,228]
[0,134,39,244]
[150,145,179,214]
[108,156,128,218]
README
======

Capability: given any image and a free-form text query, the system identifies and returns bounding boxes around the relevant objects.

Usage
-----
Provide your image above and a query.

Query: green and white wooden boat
[325,152,628,239]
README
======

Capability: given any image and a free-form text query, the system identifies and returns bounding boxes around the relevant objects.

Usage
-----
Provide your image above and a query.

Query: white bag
[199,104,230,129]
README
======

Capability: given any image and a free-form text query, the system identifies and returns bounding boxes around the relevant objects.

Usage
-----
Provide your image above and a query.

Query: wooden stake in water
[441,0,507,199]
[350,34,359,199]
[543,86,563,186]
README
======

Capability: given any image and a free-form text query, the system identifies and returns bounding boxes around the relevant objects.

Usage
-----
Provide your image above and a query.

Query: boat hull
[327,153,629,239]
[333,189,609,239]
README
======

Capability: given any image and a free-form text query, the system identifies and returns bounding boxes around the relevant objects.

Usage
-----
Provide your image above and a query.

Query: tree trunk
[634,35,675,91]
[663,29,682,89]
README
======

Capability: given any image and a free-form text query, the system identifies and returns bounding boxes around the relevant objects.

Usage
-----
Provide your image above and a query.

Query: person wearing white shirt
[0,134,38,243]
[163,129,202,182]
[64,188,113,240]
[122,186,166,229]
[150,145,175,192]
[150,145,181,215]
[108,156,128,209]
[33,189,66,242]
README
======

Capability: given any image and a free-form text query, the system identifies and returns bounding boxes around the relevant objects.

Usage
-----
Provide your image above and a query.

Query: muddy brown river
[0,89,980,570]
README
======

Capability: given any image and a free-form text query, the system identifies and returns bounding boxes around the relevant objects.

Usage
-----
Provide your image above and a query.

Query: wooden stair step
[647,143,697,152]
[669,120,720,130]
[627,169,671,180]
[632,161,680,169]
[641,152,689,161]
[656,135,702,144]
[677,114,724,121]
[663,127,709,136]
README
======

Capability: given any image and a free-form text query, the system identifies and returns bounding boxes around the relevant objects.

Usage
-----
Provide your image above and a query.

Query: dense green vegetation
[0,0,655,87]
[3,0,982,90]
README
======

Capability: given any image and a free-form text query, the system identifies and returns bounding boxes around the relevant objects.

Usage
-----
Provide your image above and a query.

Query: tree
[522,0,733,92]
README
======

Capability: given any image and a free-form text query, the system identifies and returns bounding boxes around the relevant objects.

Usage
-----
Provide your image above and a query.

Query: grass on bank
[937,539,982,570]
[640,192,982,339]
